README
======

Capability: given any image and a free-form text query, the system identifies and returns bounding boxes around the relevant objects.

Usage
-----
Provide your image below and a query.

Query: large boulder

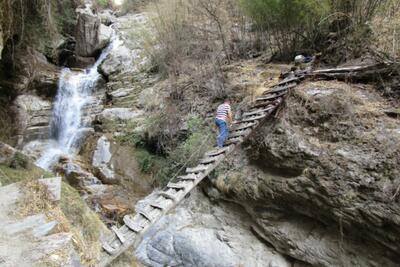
[75,5,112,57]
[92,135,116,184]
[136,190,292,267]
[98,44,133,78]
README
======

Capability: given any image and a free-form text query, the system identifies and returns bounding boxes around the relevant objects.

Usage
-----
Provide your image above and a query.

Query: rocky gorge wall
[208,80,400,266]
[1,1,399,267]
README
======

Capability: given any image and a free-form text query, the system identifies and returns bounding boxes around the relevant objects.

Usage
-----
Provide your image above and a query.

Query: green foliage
[0,164,53,186]
[135,149,155,173]
[97,0,110,8]
[239,0,330,58]
[239,0,329,30]
[120,114,214,186]
[0,0,79,51]
[9,152,31,169]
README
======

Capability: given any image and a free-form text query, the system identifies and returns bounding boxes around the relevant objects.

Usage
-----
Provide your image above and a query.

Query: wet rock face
[75,5,112,58]
[213,81,400,266]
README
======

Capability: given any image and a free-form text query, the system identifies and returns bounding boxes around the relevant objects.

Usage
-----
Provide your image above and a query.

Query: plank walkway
[97,73,305,267]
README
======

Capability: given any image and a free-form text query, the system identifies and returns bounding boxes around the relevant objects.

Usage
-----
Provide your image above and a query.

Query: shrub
[147,0,239,77]
[238,0,389,62]
[239,0,330,60]
[9,152,31,169]
[97,0,110,7]
[0,0,79,53]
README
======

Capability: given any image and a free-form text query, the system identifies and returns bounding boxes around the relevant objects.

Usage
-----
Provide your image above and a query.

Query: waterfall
[36,38,121,170]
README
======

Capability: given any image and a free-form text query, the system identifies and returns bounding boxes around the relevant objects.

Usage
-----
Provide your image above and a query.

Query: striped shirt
[215,103,231,122]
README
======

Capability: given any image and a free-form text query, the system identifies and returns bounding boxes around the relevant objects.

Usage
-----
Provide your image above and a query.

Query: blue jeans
[215,119,229,148]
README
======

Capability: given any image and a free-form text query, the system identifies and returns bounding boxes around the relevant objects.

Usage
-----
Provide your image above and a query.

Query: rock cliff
[209,80,400,266]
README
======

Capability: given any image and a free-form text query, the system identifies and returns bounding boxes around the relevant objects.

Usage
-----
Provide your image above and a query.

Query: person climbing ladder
[215,97,233,148]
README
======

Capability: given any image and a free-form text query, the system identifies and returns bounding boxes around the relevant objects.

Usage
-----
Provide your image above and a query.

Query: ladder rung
[159,191,178,202]
[225,137,243,145]
[232,122,258,131]
[102,243,117,255]
[242,107,273,117]
[123,215,143,233]
[229,130,250,138]
[178,174,198,180]
[167,182,187,190]
[139,210,154,222]
[186,165,208,173]
[206,147,229,157]
[150,201,167,210]
[241,114,267,122]
[256,92,286,102]
[276,76,300,86]
[200,156,220,164]
[270,83,297,93]
[111,226,126,244]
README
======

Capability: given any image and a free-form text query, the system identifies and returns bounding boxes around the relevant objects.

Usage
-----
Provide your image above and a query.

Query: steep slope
[209,80,400,266]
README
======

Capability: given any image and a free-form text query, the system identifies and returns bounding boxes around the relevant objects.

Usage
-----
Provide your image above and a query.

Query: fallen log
[310,62,397,82]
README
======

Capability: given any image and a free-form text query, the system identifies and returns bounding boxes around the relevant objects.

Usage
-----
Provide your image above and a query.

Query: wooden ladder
[97,74,305,267]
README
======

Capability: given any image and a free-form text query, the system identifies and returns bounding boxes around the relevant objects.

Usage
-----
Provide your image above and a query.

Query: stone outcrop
[0,47,60,97]
[12,94,52,147]
[75,5,112,57]
[57,159,102,189]
[136,189,293,267]
[211,80,400,266]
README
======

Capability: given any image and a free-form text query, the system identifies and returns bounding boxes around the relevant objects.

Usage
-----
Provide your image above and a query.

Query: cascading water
[36,38,121,170]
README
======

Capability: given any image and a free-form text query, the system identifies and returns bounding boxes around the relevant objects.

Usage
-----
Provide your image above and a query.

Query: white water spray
[36,38,121,170]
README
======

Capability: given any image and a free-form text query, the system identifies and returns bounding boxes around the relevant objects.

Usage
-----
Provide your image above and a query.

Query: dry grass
[285,81,385,143]
[15,179,106,266]
[371,1,400,58]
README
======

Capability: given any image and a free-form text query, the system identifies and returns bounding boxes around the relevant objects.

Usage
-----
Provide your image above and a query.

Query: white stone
[33,221,58,237]
[92,136,112,167]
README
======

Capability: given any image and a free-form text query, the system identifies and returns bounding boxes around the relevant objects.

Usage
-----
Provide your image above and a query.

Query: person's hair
[224,97,230,103]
